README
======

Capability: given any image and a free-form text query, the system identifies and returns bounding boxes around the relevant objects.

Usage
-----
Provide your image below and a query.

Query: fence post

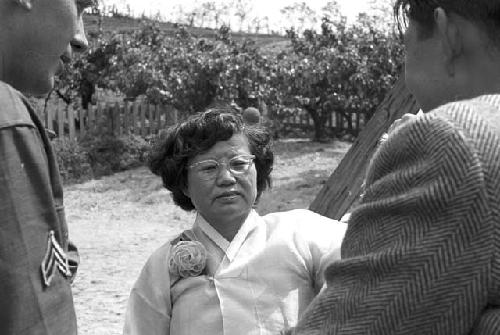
[155,104,160,135]
[170,107,178,125]
[96,103,103,134]
[57,101,64,138]
[79,107,86,139]
[113,102,121,136]
[68,105,75,140]
[149,104,156,135]
[123,101,129,135]
[140,101,147,137]
[158,104,164,131]
[132,102,139,135]
[88,104,95,134]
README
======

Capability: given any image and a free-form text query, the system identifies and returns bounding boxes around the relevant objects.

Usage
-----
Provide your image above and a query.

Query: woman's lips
[215,191,240,200]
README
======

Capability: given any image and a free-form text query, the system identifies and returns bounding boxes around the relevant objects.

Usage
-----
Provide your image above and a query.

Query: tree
[88,23,270,115]
[321,1,343,23]
[213,2,230,28]
[53,12,403,143]
[193,2,215,28]
[261,16,270,34]
[280,2,318,33]
[171,5,186,24]
[366,0,397,32]
[233,0,253,32]
[265,16,403,141]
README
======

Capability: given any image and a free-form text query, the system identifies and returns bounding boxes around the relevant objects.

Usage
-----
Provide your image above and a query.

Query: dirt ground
[65,139,350,335]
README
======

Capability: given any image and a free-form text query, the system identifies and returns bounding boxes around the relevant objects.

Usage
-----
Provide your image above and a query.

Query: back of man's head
[394,0,500,43]
[395,0,500,111]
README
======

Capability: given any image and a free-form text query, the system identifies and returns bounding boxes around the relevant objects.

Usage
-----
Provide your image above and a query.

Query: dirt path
[65,139,350,335]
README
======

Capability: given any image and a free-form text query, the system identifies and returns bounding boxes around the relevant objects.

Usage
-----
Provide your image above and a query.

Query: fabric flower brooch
[168,239,207,278]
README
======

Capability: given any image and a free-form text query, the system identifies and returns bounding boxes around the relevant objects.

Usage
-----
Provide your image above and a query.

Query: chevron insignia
[40,230,72,287]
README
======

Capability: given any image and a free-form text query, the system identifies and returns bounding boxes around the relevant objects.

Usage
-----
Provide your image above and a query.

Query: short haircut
[149,106,274,211]
[394,0,500,42]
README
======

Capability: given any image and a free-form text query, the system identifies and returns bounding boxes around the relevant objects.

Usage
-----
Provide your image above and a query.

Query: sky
[104,0,374,25]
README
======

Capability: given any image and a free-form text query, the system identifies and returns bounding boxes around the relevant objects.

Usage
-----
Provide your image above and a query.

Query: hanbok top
[124,209,347,335]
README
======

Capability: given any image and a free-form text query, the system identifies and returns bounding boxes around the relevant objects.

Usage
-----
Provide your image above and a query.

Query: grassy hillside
[83,14,288,48]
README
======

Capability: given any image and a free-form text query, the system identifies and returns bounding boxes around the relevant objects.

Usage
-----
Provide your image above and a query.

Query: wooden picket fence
[40,99,368,141]
[281,109,369,135]
[39,100,179,141]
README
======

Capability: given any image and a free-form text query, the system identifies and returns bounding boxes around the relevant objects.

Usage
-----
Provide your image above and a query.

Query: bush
[52,138,93,184]
[80,133,150,177]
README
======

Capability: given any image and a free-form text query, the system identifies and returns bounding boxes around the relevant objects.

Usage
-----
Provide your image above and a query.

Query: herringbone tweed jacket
[294,95,500,335]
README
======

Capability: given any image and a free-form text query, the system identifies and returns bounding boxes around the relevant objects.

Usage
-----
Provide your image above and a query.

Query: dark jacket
[0,81,77,334]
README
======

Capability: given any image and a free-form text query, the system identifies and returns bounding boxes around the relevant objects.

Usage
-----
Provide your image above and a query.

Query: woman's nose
[215,165,236,185]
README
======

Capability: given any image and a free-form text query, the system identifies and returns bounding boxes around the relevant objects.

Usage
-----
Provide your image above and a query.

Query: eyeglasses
[188,154,256,180]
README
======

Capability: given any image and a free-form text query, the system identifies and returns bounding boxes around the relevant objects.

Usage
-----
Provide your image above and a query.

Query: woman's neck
[214,223,240,242]
[206,212,249,242]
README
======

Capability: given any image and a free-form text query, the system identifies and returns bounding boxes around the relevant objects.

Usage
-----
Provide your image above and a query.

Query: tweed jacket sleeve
[294,96,500,335]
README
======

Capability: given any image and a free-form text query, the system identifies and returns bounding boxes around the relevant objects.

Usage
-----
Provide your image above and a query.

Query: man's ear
[434,7,462,76]
[13,0,33,10]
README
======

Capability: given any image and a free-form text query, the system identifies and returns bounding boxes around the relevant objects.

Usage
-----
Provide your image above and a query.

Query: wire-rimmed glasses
[188,154,256,180]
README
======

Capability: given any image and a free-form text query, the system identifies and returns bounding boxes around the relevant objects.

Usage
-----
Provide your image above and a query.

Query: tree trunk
[306,106,328,142]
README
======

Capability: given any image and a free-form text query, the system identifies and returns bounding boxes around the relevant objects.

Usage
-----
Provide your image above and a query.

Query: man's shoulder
[426,95,500,152]
[0,81,34,129]
[429,94,500,133]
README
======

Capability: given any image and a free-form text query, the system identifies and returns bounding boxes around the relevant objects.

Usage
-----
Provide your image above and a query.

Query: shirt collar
[195,214,231,252]
[194,209,263,262]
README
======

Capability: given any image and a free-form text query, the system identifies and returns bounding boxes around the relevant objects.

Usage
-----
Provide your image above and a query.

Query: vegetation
[53,134,150,184]
[48,0,403,181]
[55,1,403,140]
[52,138,93,184]
[268,15,403,140]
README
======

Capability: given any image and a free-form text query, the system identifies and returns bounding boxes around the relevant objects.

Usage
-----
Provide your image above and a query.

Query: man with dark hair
[0,0,90,334]
[293,0,500,334]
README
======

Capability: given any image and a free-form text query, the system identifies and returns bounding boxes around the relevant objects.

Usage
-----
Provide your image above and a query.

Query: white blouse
[123,209,347,335]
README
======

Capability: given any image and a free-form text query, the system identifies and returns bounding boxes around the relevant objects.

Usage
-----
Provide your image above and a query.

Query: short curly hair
[148,106,274,211]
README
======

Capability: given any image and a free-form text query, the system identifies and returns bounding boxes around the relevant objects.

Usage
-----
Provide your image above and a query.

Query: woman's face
[184,133,257,228]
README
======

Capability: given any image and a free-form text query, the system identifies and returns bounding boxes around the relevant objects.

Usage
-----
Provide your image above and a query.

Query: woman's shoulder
[259,210,346,259]
[263,208,334,224]
[262,209,346,237]
[146,229,197,264]
[141,241,172,274]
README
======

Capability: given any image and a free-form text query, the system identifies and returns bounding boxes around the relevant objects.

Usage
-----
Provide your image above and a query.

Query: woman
[123,107,347,335]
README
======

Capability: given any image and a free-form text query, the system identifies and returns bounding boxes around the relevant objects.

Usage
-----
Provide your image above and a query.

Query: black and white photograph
[1,0,500,334]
